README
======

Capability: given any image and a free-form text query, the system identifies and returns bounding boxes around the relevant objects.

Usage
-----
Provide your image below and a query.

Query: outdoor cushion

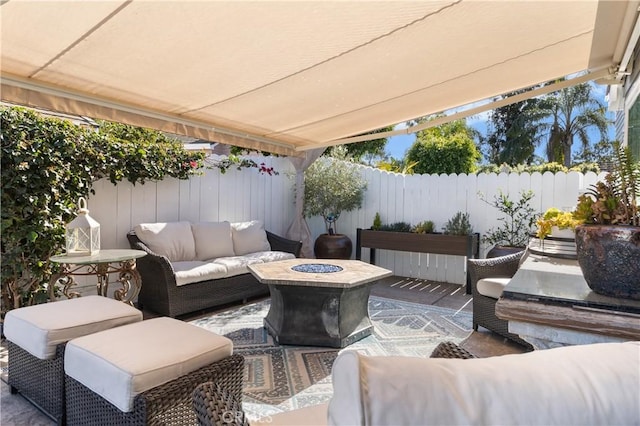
[328,342,640,426]
[134,221,196,262]
[231,220,271,256]
[191,221,235,260]
[4,296,142,359]
[173,261,229,286]
[213,255,265,278]
[244,250,297,263]
[64,317,233,413]
[476,277,511,299]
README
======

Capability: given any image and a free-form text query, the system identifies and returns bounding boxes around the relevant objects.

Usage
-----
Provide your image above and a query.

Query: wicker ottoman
[4,296,143,424]
[64,317,243,425]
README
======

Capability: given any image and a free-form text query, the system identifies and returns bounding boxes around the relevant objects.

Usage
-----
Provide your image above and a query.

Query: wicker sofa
[127,220,301,318]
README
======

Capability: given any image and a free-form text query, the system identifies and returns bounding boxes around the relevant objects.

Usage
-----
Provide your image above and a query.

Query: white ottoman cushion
[4,296,142,359]
[476,277,511,299]
[64,317,233,413]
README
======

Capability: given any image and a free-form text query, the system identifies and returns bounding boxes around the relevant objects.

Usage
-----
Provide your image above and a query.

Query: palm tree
[535,83,610,167]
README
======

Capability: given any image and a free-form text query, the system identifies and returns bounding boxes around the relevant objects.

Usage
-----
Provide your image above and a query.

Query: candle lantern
[65,197,100,256]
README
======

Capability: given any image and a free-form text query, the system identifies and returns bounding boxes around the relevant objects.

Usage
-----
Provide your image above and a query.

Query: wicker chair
[467,250,532,348]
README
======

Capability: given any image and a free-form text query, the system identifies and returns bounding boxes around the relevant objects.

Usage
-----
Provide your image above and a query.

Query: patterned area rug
[190,296,472,419]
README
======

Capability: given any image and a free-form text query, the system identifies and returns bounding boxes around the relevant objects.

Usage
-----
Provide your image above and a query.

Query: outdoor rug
[190,296,473,420]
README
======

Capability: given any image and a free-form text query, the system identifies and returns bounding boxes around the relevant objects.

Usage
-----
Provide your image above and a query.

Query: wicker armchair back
[467,250,532,348]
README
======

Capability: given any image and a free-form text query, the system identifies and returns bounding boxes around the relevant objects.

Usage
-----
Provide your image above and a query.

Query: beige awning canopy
[1,1,638,156]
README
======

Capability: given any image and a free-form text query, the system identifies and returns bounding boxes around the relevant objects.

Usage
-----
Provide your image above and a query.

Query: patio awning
[1,1,638,156]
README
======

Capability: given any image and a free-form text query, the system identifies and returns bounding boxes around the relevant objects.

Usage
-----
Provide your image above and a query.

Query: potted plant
[479,190,539,257]
[536,207,584,240]
[303,147,366,259]
[573,143,639,300]
[443,211,473,235]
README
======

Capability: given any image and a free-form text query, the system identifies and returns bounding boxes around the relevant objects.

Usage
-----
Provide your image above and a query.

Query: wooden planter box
[355,228,480,293]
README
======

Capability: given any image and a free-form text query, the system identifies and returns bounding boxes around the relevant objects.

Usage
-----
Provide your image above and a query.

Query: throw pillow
[134,221,196,262]
[230,220,271,256]
[191,221,235,260]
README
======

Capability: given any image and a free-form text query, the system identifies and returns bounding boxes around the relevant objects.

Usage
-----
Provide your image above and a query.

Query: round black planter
[575,225,640,300]
[314,234,352,259]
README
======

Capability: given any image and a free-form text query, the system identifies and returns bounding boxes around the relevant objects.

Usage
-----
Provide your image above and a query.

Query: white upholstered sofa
[127,220,301,317]
[199,341,640,426]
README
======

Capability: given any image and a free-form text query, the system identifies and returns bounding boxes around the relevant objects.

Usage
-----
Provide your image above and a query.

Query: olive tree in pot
[479,190,539,257]
[303,147,366,259]
[573,143,640,300]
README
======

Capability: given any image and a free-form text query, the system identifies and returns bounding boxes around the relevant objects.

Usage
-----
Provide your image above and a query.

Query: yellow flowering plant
[536,207,584,239]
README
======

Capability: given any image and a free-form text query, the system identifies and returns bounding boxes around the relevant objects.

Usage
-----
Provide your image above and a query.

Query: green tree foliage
[1,107,206,313]
[337,126,393,164]
[406,119,480,174]
[303,146,366,234]
[483,90,542,165]
[535,82,610,167]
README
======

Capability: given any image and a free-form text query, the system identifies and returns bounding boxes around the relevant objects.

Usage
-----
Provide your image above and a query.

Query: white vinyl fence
[81,155,605,296]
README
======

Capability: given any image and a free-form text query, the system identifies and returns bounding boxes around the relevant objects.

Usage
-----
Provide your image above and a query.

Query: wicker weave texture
[65,354,244,425]
[192,382,249,426]
[8,342,66,424]
[127,230,301,318]
[430,341,476,359]
[467,251,532,348]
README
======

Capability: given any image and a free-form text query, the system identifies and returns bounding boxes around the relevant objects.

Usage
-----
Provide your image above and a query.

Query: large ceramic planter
[575,224,640,300]
[314,234,352,259]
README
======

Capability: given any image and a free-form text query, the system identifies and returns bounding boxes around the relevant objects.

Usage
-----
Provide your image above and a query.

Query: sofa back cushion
[134,221,196,262]
[231,220,271,255]
[191,221,235,260]
[328,342,640,426]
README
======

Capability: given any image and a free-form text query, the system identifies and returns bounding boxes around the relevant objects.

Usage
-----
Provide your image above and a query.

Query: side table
[49,249,147,306]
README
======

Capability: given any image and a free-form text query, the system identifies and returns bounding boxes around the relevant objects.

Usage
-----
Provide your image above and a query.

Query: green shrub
[413,220,435,234]
[378,221,413,232]
[443,212,473,235]
[372,212,382,230]
[407,133,480,175]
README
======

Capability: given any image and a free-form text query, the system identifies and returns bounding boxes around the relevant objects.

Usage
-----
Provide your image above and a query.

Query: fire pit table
[247,259,392,348]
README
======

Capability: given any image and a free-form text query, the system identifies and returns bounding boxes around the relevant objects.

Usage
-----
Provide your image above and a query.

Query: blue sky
[385,82,615,161]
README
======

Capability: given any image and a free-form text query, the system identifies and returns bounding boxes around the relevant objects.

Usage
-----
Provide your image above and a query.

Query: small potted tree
[303,147,366,259]
[479,189,539,257]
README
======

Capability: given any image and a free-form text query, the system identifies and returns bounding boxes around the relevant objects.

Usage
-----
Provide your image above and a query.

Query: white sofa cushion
[253,403,329,425]
[244,250,296,263]
[328,342,640,426]
[476,277,511,299]
[213,255,264,278]
[4,296,142,360]
[191,221,235,260]
[135,221,196,262]
[173,261,229,286]
[231,220,271,256]
[64,317,233,413]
